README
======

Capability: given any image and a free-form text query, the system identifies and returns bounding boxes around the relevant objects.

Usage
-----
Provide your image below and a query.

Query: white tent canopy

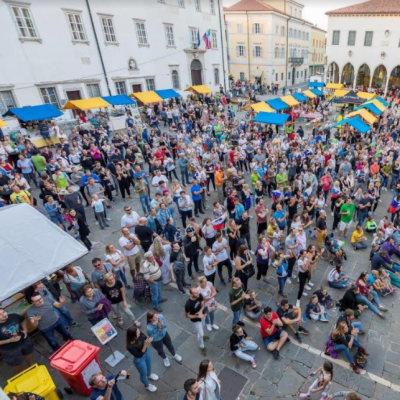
[0,204,87,301]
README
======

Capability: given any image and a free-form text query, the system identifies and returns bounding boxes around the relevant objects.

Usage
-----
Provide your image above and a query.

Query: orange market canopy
[357,92,376,100]
[62,97,111,111]
[364,99,386,112]
[246,102,275,113]
[129,91,163,104]
[185,85,213,94]
[333,89,350,98]
[347,109,377,125]
[327,83,344,90]
[281,95,299,107]
[0,119,6,128]
[303,90,317,99]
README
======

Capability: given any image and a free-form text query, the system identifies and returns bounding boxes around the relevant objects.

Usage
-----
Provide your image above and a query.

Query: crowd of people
[1,83,400,399]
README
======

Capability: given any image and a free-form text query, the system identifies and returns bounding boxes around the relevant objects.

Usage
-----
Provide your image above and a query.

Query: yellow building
[310,26,326,77]
[225,0,321,88]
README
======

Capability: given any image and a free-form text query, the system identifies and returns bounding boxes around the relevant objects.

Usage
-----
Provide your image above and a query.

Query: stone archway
[191,59,203,86]
[341,63,355,85]
[356,64,371,87]
[388,66,400,89]
[327,62,339,83]
[371,65,387,88]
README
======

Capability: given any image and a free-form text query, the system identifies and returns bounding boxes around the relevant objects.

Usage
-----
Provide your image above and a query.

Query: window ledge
[138,43,150,48]
[72,40,90,45]
[105,41,119,46]
[19,37,42,43]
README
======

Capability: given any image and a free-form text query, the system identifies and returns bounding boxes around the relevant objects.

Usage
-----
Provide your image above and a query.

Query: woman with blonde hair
[197,276,219,332]
[105,243,129,288]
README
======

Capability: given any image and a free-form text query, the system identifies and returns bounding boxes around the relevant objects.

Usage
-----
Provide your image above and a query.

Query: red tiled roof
[326,0,400,15]
[225,0,273,12]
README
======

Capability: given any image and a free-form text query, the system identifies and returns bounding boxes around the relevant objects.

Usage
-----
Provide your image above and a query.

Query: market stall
[62,97,111,112]
[266,98,289,111]
[310,88,324,97]
[101,95,141,130]
[356,92,376,101]
[245,102,275,113]
[292,93,308,103]
[185,85,213,95]
[356,102,382,116]
[363,99,387,112]
[326,83,344,90]
[155,89,181,100]
[281,95,299,108]
[308,82,325,88]
[333,89,350,98]
[302,90,317,99]
[0,119,6,128]
[332,116,371,134]
[334,90,365,111]
[253,112,289,127]
[346,109,377,125]
[375,96,388,107]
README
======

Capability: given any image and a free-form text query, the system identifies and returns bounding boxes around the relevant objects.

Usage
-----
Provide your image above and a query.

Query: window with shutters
[281,73,283,80]
[237,23,243,33]
[135,21,148,45]
[165,24,175,46]
[115,81,127,95]
[214,68,220,85]
[10,5,39,40]
[211,31,218,49]
[190,28,198,47]
[210,0,215,14]
[0,91,16,116]
[171,70,180,89]
[178,0,185,7]
[254,45,262,58]
[101,16,117,43]
[332,30,340,45]
[253,23,261,34]
[87,84,101,98]
[294,29,297,38]
[237,45,245,57]
[348,31,356,46]
[280,47,285,59]
[195,0,201,11]
[289,28,292,38]
[281,26,285,37]
[275,73,278,81]
[39,87,60,108]
[274,47,279,58]
[275,25,279,35]
[67,13,87,42]
[364,31,373,46]
[240,72,245,81]
[146,78,156,91]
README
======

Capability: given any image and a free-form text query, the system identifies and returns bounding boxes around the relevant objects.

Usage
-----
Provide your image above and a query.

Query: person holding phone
[89,371,128,400]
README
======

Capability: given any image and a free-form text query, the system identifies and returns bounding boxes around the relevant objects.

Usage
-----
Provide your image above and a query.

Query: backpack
[133,273,151,302]
[354,351,368,368]
[324,337,338,359]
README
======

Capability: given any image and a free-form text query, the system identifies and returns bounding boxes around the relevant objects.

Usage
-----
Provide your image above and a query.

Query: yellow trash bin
[4,364,63,400]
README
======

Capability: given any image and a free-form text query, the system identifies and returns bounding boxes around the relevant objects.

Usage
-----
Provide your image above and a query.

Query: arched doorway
[372,65,387,88]
[356,64,371,87]
[327,62,339,83]
[191,59,203,85]
[388,66,400,89]
[341,63,355,85]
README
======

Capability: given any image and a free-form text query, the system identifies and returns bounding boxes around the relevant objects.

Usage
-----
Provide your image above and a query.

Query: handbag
[239,256,255,278]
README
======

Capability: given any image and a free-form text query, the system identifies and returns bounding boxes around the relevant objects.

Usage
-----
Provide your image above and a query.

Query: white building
[325,0,400,94]
[0,0,228,117]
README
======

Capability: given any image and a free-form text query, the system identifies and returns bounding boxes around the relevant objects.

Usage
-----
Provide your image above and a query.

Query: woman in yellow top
[351,225,368,250]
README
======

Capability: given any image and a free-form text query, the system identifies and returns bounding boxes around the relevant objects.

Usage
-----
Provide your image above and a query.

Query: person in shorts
[338,198,355,238]
[0,308,34,373]
[259,306,288,360]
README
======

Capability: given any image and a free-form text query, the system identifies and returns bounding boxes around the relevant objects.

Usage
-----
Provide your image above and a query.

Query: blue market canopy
[333,116,370,134]
[356,103,382,116]
[292,93,308,102]
[308,82,325,88]
[375,96,388,107]
[266,98,289,111]
[102,95,135,106]
[253,112,289,126]
[9,104,63,122]
[310,88,324,96]
[155,89,181,99]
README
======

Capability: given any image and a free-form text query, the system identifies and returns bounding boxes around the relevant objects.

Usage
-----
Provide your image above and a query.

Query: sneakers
[302,291,308,297]
[350,363,361,374]
[305,285,312,290]
[206,324,212,332]
[320,317,329,322]
[159,297,168,303]
[153,307,163,312]
[250,359,257,368]
[148,373,159,381]
[295,332,303,343]
[163,357,171,367]
[212,324,219,330]
[286,278,292,285]
[298,326,309,335]
[200,347,207,356]
[299,394,310,398]
[70,322,78,327]
[292,274,297,279]
[296,299,301,307]
[308,281,314,287]
[272,349,280,360]
[146,384,157,392]
[174,354,182,362]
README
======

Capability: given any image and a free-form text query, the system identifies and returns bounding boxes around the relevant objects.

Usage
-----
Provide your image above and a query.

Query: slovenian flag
[203,30,212,49]
[212,215,226,230]
[272,190,282,198]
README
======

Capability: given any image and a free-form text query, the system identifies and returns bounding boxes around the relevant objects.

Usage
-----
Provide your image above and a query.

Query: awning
[376,97,388,107]
[246,102,275,113]
[356,103,382,116]
[302,90,317,99]
[281,95,299,107]
[292,93,308,102]
[334,90,365,104]
[327,83,344,89]
[9,104,63,122]
[0,204,87,301]
[102,95,135,106]
[62,97,111,111]
[185,85,213,94]
[308,82,325,88]
[333,89,349,98]
[356,92,376,100]
[155,89,181,99]
[0,119,6,128]
[333,116,370,134]
[347,109,377,125]
[364,99,386,111]
[130,91,163,104]
[266,98,289,111]
[228,73,235,80]
[310,89,324,96]
[253,112,289,126]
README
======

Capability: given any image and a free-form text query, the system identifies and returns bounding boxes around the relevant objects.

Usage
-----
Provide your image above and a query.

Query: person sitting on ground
[378,268,396,294]
[336,309,364,337]
[305,294,329,323]
[327,264,349,289]
[229,324,259,369]
[365,216,377,233]
[327,391,361,400]
[276,299,309,344]
[367,269,392,296]
[313,286,333,309]
[338,285,366,318]
[243,290,263,320]
[259,306,288,361]
[351,225,368,250]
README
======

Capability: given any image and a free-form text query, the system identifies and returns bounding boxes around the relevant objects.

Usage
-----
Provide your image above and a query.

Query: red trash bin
[49,340,102,396]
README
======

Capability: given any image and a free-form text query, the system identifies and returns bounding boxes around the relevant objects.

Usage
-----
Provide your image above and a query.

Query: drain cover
[218,366,248,399]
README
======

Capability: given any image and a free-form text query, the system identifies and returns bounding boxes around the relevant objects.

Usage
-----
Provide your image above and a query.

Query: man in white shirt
[119,227,141,278]
[202,246,218,285]
[121,206,140,234]
[151,170,168,188]
[212,232,233,286]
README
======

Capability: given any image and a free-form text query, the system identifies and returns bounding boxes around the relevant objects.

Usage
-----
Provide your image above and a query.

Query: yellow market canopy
[185,85,213,94]
[365,99,386,111]
[357,92,376,100]
[303,90,317,99]
[327,83,344,89]
[62,97,111,111]
[333,90,349,98]
[130,91,163,104]
[246,102,275,113]
[347,109,377,125]
[0,119,6,128]
[281,95,299,107]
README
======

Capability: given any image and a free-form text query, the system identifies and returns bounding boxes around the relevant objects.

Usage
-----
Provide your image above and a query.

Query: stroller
[133,273,151,303]
[322,233,347,265]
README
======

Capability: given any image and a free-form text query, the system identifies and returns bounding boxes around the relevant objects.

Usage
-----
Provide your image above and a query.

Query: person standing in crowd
[178,190,194,229]
[146,311,182,367]
[119,227,141,280]
[197,276,219,332]
[79,285,108,326]
[136,217,157,252]
[212,231,233,286]
[229,277,247,327]
[183,227,202,280]
[183,379,202,400]
[105,243,130,288]
[63,264,91,304]
[197,360,221,400]
[170,241,191,294]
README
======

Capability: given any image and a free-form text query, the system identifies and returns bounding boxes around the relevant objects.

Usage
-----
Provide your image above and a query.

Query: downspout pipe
[217,0,227,92]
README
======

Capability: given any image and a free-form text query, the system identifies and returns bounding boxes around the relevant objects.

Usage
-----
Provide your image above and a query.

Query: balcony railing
[289,57,304,65]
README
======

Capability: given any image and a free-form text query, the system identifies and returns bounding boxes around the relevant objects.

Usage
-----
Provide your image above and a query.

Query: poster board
[91,318,118,345]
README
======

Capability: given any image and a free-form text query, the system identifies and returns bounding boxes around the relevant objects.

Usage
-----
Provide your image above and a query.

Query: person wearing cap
[178,190,194,229]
